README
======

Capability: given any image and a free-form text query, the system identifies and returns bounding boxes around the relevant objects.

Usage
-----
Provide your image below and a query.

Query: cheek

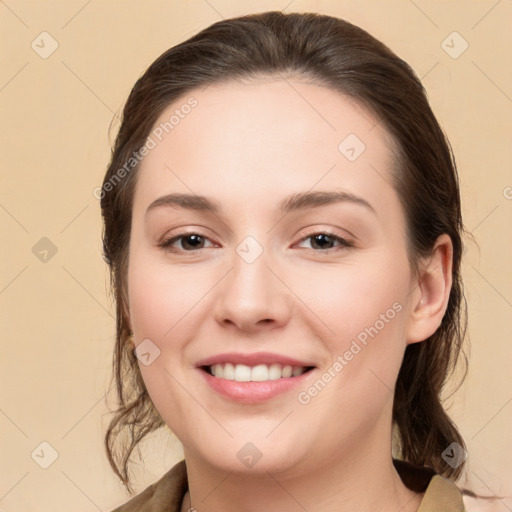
[294,252,410,409]
[127,252,198,427]
[295,253,410,346]
[127,249,203,339]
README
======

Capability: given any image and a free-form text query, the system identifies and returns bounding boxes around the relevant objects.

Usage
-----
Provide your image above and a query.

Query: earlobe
[406,234,453,344]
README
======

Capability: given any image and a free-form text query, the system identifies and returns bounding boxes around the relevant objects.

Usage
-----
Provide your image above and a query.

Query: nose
[212,244,291,333]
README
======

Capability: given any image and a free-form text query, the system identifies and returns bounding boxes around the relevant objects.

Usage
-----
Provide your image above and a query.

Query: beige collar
[417,474,466,511]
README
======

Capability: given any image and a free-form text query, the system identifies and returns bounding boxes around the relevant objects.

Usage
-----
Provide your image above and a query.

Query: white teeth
[251,364,269,381]
[208,363,307,381]
[223,362,235,380]
[234,364,251,382]
[212,364,223,378]
[292,366,303,377]
[282,365,293,378]
[268,363,282,380]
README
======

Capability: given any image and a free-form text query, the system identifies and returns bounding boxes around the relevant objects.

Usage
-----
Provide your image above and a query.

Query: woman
[101,11,473,511]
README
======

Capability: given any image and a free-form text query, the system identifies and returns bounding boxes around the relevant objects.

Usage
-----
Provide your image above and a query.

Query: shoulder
[109,460,188,512]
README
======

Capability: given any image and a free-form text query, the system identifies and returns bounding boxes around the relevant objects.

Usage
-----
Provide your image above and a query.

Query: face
[127,77,419,477]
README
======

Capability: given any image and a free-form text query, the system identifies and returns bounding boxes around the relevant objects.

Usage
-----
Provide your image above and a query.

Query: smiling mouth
[201,363,315,382]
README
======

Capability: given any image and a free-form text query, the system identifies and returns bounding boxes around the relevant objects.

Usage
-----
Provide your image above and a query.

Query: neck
[181,439,423,512]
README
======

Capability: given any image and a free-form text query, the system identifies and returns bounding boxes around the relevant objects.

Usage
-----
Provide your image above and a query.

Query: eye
[158,233,215,252]
[158,230,353,254]
[295,231,353,252]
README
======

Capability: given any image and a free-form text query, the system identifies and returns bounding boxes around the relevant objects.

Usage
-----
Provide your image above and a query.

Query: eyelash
[157,230,354,254]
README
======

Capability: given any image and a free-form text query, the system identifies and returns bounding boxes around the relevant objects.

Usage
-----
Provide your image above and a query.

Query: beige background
[0,0,511,510]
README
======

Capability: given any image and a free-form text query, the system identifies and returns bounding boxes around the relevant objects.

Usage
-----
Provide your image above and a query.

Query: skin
[126,76,453,512]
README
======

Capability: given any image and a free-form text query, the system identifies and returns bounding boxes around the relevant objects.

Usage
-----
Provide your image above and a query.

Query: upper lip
[196,352,316,368]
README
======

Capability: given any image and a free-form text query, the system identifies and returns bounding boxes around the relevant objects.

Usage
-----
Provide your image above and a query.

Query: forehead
[133,77,399,218]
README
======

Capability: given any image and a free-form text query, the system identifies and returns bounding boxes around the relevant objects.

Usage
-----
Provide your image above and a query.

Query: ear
[405,234,453,345]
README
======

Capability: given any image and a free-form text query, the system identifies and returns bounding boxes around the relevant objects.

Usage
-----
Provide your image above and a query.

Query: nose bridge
[212,235,288,330]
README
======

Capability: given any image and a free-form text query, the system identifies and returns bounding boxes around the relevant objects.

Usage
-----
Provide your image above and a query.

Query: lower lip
[198,368,315,403]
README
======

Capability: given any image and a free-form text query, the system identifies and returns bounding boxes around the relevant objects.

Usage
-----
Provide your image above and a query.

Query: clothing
[110,458,467,511]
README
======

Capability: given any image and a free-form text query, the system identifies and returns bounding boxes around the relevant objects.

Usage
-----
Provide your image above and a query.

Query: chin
[187,437,309,477]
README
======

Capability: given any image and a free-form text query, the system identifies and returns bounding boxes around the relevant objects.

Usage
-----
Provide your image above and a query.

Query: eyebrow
[145,190,376,216]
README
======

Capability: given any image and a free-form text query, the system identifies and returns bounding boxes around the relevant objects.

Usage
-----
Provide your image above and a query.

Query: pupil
[313,234,332,249]
[181,234,335,251]
[184,235,203,249]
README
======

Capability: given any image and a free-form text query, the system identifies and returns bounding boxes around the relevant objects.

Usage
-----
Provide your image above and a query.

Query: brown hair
[101,11,468,493]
